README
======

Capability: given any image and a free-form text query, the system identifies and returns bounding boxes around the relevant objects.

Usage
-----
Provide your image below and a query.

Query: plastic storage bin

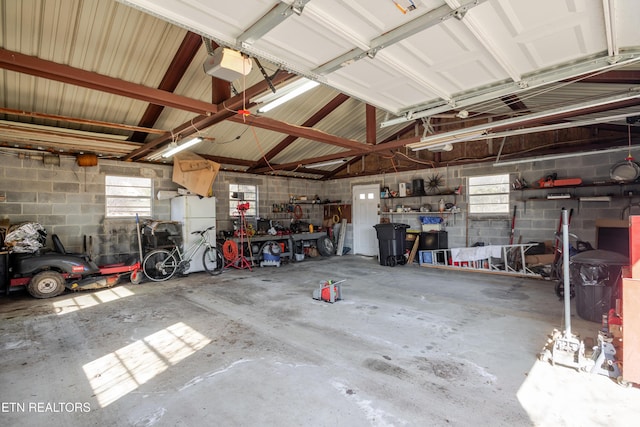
[373,223,409,267]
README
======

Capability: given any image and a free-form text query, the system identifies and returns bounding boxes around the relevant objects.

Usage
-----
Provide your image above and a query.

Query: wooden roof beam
[0,48,216,116]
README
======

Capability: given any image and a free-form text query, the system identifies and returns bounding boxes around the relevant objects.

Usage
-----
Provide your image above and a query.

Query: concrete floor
[1,255,639,427]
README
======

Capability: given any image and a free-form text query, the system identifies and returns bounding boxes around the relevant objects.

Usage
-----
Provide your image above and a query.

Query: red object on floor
[321,285,340,301]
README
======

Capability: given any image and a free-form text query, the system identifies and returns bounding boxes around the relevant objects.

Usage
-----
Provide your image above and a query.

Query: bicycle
[142,225,224,282]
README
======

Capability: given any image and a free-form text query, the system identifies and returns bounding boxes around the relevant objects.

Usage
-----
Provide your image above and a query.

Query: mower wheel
[130,270,143,285]
[28,271,66,299]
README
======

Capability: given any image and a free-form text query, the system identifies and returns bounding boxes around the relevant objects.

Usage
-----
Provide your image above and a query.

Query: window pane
[106,176,152,218]
[229,184,258,217]
[468,174,510,215]
[469,183,510,195]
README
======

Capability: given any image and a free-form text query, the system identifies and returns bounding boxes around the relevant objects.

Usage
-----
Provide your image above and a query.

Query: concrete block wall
[326,153,638,251]
[0,155,177,265]
[488,151,639,248]
[323,168,466,247]
[212,171,325,235]
[0,158,329,264]
[2,150,635,263]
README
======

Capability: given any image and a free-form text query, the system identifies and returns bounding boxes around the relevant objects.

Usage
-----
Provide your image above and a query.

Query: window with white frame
[105,176,153,218]
[229,184,257,217]
[468,174,510,214]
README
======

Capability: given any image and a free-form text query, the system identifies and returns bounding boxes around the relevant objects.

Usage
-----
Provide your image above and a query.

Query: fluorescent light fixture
[579,196,612,202]
[427,143,453,152]
[162,137,203,158]
[256,79,320,113]
[306,159,347,168]
[492,145,640,167]
[412,130,486,151]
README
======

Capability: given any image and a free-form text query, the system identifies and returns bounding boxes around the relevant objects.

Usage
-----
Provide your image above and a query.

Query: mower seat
[51,234,89,260]
[52,234,67,254]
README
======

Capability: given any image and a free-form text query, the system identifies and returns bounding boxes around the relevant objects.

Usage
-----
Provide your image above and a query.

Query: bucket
[263,252,279,262]
[295,253,305,261]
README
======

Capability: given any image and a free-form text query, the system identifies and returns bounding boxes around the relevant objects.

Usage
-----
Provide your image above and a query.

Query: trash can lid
[570,249,629,265]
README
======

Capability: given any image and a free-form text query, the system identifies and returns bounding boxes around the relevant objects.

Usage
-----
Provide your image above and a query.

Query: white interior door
[352,184,380,256]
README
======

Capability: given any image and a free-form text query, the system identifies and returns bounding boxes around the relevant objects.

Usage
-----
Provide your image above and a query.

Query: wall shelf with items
[380,193,459,201]
[380,193,460,219]
[379,209,461,225]
[518,181,640,212]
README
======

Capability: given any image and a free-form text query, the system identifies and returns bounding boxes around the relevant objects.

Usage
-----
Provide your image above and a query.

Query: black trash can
[373,223,409,267]
[569,250,628,322]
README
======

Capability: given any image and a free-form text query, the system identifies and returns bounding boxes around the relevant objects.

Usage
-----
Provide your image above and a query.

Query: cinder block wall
[0,155,176,265]
[1,151,636,263]
[212,171,325,234]
[328,153,639,251]
[0,157,327,264]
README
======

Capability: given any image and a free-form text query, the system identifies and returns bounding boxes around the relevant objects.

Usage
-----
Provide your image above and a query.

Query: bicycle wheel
[143,249,179,282]
[203,245,224,275]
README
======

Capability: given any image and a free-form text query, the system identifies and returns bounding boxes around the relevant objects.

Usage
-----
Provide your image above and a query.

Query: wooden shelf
[380,211,458,215]
[519,182,640,211]
[381,193,457,200]
[519,181,640,192]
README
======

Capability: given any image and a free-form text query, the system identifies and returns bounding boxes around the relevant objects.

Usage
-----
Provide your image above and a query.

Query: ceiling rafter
[500,94,529,113]
[124,70,297,161]
[247,93,350,172]
[325,122,417,179]
[252,127,423,175]
[227,114,369,151]
[0,48,217,116]
[130,31,204,142]
[0,107,165,135]
[199,154,255,167]
[567,69,640,84]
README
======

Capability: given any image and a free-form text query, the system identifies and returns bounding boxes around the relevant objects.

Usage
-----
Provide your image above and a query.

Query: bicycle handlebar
[191,225,216,236]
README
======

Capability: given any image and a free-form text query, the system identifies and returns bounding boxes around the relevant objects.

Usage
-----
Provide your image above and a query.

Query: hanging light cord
[627,124,634,162]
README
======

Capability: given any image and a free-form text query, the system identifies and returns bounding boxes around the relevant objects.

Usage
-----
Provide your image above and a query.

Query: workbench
[228,232,329,265]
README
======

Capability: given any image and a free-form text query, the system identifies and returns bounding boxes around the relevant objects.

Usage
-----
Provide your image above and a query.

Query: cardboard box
[610,324,623,339]
[525,254,556,266]
[172,151,220,197]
